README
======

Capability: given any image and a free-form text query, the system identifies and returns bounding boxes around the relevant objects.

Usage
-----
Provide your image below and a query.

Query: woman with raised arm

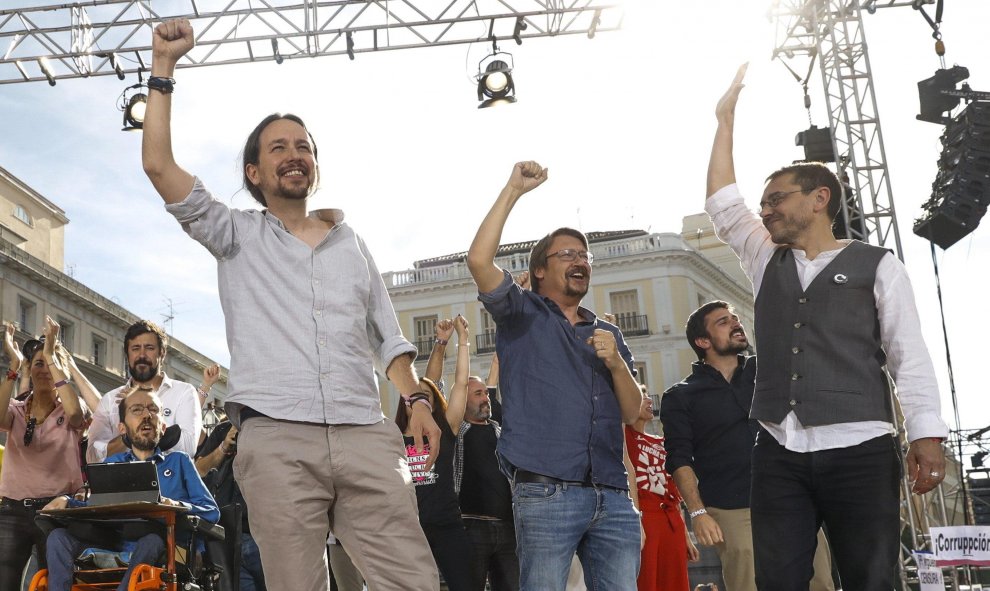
[396,315,473,591]
[0,317,89,589]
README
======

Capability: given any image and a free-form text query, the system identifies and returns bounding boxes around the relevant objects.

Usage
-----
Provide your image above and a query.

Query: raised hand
[435,319,455,343]
[715,63,748,127]
[454,315,469,340]
[152,18,195,67]
[506,161,549,195]
[3,322,23,371]
[202,364,221,388]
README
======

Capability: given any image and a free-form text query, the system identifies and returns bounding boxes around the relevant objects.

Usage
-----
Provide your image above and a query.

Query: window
[413,315,438,360]
[476,309,497,354]
[609,289,649,336]
[58,317,75,352]
[92,335,107,367]
[13,204,32,226]
[18,297,37,335]
[634,362,649,389]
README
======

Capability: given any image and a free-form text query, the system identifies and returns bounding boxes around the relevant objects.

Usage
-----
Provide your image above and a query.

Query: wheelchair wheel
[27,569,47,591]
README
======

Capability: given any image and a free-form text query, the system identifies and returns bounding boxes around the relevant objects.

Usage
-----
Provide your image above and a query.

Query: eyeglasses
[24,416,36,446]
[547,249,594,264]
[757,189,806,212]
[127,404,161,417]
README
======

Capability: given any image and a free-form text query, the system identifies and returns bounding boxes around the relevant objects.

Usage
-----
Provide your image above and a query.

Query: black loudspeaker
[914,101,990,249]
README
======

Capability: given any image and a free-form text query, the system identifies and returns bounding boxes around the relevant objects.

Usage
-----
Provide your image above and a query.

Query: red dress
[625,425,690,591]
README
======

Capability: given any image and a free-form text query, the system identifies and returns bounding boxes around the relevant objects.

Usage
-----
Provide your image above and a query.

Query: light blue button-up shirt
[166,178,416,426]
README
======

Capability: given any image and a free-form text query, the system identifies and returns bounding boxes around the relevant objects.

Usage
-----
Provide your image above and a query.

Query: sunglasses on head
[21,336,45,360]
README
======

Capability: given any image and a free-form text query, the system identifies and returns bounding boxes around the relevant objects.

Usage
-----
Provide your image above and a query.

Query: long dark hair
[394,378,448,434]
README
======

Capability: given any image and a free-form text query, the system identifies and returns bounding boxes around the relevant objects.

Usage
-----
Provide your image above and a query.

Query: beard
[713,338,749,356]
[469,402,492,422]
[127,421,160,452]
[764,212,812,245]
[129,358,160,382]
[273,178,311,201]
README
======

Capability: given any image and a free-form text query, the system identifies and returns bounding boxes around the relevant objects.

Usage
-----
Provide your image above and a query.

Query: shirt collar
[264,208,346,229]
[122,448,166,463]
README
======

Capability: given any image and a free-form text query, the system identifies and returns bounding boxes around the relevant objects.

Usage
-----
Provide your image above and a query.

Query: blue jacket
[70,448,220,523]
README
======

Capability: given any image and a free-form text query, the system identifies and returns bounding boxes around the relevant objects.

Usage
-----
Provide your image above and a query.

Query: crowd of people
[0,20,952,591]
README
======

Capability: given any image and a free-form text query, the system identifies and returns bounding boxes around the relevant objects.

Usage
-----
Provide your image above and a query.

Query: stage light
[917,65,969,124]
[38,57,56,86]
[122,92,147,131]
[795,125,836,162]
[914,100,990,248]
[477,54,516,109]
[271,39,283,65]
[972,451,987,469]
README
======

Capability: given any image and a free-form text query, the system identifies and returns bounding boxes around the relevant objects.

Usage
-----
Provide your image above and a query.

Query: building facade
[0,165,226,401]
[381,221,754,433]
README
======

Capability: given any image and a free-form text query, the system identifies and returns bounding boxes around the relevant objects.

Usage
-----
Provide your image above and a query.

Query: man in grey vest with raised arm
[704,64,949,590]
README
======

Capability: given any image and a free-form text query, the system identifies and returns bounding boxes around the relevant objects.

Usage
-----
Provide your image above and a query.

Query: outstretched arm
[706,63,747,199]
[425,319,454,384]
[142,18,197,204]
[444,315,471,431]
[467,162,548,293]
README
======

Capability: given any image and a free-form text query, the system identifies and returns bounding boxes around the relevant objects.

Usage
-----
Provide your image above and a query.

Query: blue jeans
[240,532,267,591]
[46,528,164,591]
[512,482,639,591]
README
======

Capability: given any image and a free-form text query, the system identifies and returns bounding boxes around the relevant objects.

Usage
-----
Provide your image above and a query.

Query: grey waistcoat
[752,240,893,426]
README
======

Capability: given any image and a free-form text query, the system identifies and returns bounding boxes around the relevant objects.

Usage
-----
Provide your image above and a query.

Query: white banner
[930,526,990,566]
[913,552,945,591]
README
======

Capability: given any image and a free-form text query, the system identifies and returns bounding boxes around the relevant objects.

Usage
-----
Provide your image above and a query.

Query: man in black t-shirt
[453,377,519,591]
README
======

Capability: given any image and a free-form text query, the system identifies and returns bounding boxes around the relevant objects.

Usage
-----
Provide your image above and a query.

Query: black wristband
[147,76,175,94]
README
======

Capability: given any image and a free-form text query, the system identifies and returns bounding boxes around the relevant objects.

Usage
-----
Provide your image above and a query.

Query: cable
[929,239,971,524]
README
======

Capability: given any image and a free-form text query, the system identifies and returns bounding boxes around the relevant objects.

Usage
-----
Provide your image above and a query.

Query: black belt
[514,469,591,487]
[1,496,57,509]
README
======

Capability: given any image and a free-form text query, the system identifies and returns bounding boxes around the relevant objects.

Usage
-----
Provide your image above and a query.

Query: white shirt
[87,373,203,462]
[706,183,948,452]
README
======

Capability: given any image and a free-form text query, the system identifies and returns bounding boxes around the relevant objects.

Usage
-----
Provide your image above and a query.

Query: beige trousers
[706,507,834,591]
[234,416,439,591]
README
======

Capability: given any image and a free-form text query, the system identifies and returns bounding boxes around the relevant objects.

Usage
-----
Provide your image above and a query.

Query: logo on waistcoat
[57,416,65,426]
[163,469,173,477]
[832,274,848,284]
[163,408,172,417]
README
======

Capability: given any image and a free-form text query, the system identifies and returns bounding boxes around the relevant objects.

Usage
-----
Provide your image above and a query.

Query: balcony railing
[615,313,649,337]
[414,338,434,360]
[475,331,497,354]
[383,233,692,289]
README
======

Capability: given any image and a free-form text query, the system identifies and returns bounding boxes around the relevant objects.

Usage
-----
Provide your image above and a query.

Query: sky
[1,0,989,439]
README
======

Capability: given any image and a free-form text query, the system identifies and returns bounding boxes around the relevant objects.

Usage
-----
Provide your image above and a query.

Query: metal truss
[770,0,904,260]
[0,0,621,85]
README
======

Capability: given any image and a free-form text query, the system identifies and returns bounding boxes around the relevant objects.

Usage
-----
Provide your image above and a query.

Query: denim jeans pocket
[512,482,562,503]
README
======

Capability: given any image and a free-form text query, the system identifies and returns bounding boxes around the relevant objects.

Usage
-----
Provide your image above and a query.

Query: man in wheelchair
[40,388,219,591]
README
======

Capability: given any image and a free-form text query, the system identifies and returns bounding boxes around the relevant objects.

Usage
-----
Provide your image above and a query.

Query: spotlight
[118,78,147,131]
[917,65,969,124]
[513,17,527,45]
[346,31,354,61]
[477,53,516,109]
[271,38,283,65]
[38,57,56,86]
